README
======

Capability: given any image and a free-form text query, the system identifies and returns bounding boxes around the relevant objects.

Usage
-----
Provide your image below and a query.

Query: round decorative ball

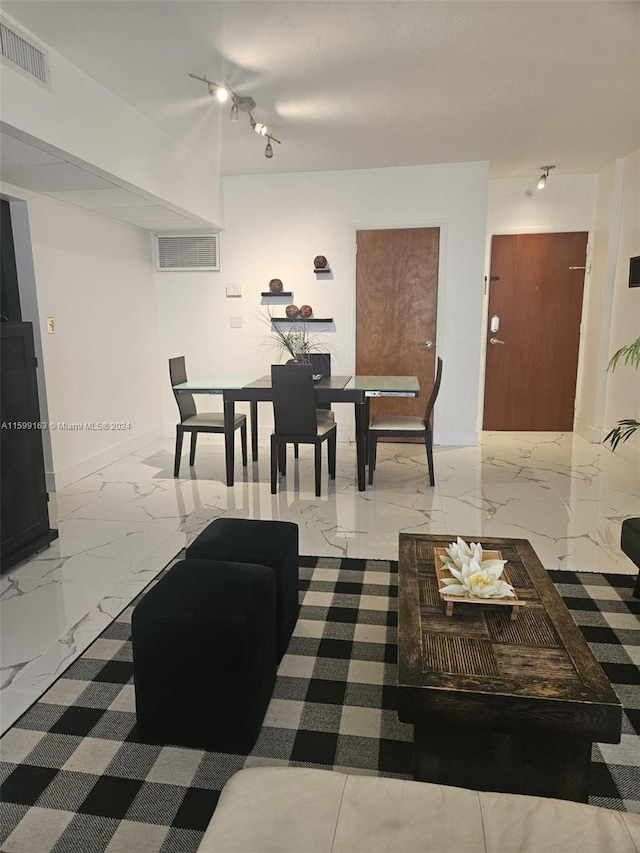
[313,255,328,269]
[269,278,283,293]
[299,304,313,318]
[285,304,300,318]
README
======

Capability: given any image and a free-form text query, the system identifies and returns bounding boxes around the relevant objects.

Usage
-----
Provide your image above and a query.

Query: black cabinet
[1,322,57,572]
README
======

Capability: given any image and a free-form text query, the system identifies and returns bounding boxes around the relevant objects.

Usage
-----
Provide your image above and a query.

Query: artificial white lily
[442,536,483,570]
[439,538,514,599]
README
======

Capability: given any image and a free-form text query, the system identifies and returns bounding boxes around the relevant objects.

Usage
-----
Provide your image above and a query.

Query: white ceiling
[1,1,638,219]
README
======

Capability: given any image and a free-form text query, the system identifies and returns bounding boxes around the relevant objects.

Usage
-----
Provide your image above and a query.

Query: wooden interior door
[356,228,439,425]
[483,232,588,430]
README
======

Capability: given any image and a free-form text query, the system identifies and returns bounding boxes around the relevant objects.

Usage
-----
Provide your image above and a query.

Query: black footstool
[186,519,299,659]
[132,558,277,753]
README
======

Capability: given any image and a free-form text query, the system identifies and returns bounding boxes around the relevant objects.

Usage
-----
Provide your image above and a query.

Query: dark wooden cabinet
[1,321,57,572]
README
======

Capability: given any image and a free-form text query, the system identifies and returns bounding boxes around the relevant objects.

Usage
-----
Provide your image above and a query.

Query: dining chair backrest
[423,357,443,425]
[271,364,318,436]
[309,352,331,379]
[169,356,197,422]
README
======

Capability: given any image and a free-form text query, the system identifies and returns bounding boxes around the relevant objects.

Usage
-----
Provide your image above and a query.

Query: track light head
[537,165,555,190]
[265,140,273,159]
[230,101,239,121]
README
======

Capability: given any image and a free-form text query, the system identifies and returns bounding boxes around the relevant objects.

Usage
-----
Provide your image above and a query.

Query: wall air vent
[0,18,50,87]
[154,233,220,271]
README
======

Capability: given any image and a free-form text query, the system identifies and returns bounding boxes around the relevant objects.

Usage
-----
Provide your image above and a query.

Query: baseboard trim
[50,426,164,491]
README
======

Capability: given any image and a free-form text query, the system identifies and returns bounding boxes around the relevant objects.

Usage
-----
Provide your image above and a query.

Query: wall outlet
[230,315,243,328]
[46,317,55,334]
[226,282,242,297]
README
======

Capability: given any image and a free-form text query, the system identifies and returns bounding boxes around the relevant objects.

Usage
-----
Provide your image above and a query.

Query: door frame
[479,225,594,434]
[350,219,448,445]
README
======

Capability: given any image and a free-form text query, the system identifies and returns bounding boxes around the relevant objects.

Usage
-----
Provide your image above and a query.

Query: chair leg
[294,443,299,459]
[174,427,184,477]
[425,429,435,486]
[314,442,322,497]
[240,421,247,467]
[328,431,336,479]
[270,434,278,494]
[368,433,377,485]
[189,431,198,466]
[278,442,287,476]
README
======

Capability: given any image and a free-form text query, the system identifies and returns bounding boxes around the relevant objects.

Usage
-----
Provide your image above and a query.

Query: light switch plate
[46,317,55,334]
[226,282,242,297]
[230,315,243,328]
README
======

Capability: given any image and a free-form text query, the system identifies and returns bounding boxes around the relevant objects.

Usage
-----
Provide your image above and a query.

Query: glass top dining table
[173,374,420,490]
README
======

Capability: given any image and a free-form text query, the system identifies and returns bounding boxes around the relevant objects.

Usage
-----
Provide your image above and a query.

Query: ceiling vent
[0,18,50,87]
[153,233,220,272]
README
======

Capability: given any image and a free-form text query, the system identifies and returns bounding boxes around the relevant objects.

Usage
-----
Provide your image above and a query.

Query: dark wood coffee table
[398,533,622,801]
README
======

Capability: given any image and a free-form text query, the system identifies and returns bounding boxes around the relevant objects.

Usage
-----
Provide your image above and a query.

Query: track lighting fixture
[537,165,555,190]
[190,73,281,159]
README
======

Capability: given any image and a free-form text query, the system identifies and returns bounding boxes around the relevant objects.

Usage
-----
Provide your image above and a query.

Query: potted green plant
[256,309,328,364]
[604,335,640,450]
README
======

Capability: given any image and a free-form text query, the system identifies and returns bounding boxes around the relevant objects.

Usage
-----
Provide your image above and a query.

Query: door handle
[489,337,505,345]
[422,341,434,349]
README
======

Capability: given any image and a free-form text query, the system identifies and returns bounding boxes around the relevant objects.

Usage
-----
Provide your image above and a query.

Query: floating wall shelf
[313,268,332,274]
[270,317,333,324]
[261,292,293,297]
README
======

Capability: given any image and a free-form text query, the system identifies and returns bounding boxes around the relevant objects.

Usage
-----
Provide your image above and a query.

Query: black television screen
[630,256,640,288]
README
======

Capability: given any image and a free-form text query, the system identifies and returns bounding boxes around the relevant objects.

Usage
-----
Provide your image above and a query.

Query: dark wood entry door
[483,232,588,431]
[356,228,439,421]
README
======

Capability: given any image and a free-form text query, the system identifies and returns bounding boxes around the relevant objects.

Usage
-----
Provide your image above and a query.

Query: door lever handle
[489,337,505,345]
[422,341,434,349]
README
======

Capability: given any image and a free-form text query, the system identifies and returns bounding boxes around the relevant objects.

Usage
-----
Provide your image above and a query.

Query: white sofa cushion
[198,766,640,853]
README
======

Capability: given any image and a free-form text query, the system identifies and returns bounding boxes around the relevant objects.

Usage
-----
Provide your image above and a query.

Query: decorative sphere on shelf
[299,304,313,318]
[285,304,300,318]
[269,278,283,293]
[313,255,328,269]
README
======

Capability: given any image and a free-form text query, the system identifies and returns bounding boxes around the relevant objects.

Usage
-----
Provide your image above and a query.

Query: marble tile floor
[1,431,638,734]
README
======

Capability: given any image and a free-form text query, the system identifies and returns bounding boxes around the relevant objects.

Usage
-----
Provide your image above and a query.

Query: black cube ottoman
[186,519,299,659]
[132,558,277,753]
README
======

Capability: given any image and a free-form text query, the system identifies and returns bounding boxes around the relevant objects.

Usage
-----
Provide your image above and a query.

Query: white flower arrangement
[439,537,515,599]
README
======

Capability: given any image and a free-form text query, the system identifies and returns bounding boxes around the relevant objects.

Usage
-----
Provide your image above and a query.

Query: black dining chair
[169,356,247,478]
[270,363,337,497]
[367,357,443,486]
[292,353,334,458]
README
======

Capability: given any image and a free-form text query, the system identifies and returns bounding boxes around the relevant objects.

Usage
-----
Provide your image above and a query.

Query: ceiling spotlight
[265,140,273,159]
[230,101,239,121]
[215,86,229,103]
[253,121,268,136]
[537,165,556,190]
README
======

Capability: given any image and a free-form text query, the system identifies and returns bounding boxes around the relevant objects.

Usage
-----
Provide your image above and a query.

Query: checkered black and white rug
[1,557,638,852]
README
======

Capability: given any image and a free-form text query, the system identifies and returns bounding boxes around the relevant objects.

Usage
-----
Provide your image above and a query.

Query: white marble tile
[1,431,637,735]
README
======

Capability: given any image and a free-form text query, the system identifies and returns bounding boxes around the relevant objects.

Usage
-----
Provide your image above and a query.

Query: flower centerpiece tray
[434,547,524,620]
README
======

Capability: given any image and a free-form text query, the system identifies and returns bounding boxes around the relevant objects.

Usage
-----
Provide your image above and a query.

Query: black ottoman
[132,558,277,753]
[621,518,640,598]
[186,519,299,659]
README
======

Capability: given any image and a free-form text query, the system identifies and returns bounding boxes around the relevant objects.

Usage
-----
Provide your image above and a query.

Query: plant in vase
[256,308,328,364]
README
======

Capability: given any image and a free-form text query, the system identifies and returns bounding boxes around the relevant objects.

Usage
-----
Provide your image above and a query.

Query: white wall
[575,151,640,452]
[0,14,223,228]
[3,183,164,489]
[604,149,640,453]
[154,161,490,446]
[485,174,598,432]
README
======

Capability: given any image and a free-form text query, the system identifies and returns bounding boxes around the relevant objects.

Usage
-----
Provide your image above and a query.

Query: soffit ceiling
[1,1,638,223]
